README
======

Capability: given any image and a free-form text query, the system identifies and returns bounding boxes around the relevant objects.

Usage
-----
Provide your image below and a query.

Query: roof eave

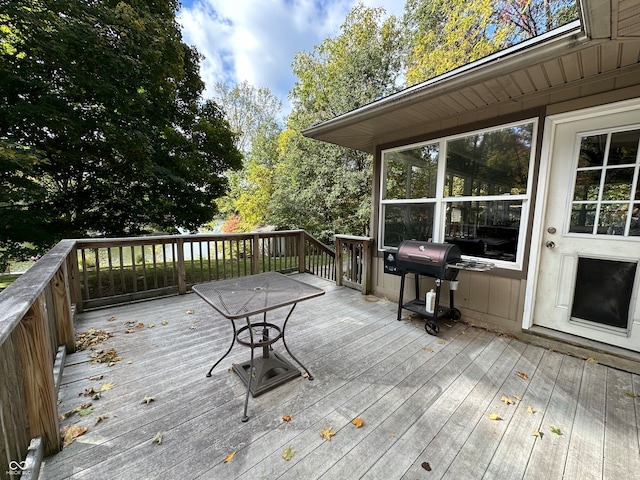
[302,20,589,145]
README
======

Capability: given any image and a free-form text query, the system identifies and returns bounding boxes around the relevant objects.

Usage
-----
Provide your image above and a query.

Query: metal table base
[233,351,301,396]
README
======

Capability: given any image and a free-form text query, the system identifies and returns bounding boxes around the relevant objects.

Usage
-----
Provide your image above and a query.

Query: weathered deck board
[39,273,640,480]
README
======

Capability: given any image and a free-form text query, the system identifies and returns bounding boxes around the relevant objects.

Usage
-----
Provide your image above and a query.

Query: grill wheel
[425,320,439,335]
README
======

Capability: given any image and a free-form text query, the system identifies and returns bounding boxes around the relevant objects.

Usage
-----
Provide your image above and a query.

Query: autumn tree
[271,5,402,242]
[403,0,578,85]
[209,82,282,230]
[0,0,242,268]
[403,0,513,85]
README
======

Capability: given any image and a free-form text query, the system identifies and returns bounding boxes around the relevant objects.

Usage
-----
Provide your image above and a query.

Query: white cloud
[177,0,405,115]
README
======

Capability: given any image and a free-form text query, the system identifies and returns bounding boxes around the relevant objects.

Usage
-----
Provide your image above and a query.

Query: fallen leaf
[186,310,194,314]
[75,329,113,351]
[95,414,108,425]
[95,348,121,364]
[527,406,535,414]
[501,395,514,405]
[421,462,432,471]
[161,321,169,326]
[88,375,103,381]
[351,418,364,428]
[61,425,88,447]
[125,329,134,334]
[533,429,542,438]
[282,445,296,461]
[550,426,562,435]
[438,339,445,344]
[136,322,145,329]
[81,387,98,397]
[108,316,116,322]
[517,371,530,380]
[422,346,434,353]
[142,395,156,405]
[586,357,598,364]
[625,390,639,397]
[320,426,336,441]
[282,415,292,422]
[78,406,94,417]
[152,432,163,444]
[147,323,155,328]
[489,413,501,421]
[514,395,522,401]
[223,451,236,463]
[100,382,115,391]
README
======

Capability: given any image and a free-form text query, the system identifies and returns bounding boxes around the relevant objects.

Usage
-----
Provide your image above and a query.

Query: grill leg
[434,278,442,321]
[397,273,406,320]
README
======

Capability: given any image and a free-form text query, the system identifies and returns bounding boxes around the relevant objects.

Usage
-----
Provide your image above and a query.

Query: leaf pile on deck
[75,328,113,350]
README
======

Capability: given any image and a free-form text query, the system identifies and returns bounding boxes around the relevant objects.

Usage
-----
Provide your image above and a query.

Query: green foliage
[0,0,242,268]
[272,5,402,243]
[403,0,513,85]
[403,0,578,85]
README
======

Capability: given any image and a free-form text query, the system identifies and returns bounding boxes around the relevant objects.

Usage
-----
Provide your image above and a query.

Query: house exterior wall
[371,78,640,336]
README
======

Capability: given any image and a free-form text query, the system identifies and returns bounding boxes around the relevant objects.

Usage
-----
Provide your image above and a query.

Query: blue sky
[177,0,406,114]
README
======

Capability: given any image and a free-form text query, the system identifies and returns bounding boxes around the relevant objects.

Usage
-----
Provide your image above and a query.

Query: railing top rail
[0,239,76,345]
[334,235,374,242]
[74,230,306,248]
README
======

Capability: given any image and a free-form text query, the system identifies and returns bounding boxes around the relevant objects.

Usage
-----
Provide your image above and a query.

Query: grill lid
[397,240,461,278]
[397,240,461,269]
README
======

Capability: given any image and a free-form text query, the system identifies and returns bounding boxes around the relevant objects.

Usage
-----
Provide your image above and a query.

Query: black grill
[393,240,493,336]
[396,240,461,280]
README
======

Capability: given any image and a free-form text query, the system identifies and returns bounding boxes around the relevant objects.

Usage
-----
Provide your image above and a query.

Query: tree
[0,0,242,268]
[211,80,282,155]
[403,0,513,85]
[498,0,578,43]
[271,5,402,242]
[234,119,281,230]
[403,0,578,85]
[209,81,282,229]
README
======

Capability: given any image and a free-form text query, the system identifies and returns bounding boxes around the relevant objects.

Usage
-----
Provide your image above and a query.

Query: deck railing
[335,235,374,295]
[74,230,337,310]
[0,229,376,476]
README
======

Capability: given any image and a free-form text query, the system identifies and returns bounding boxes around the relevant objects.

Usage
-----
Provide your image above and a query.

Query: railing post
[252,234,260,275]
[52,262,75,353]
[362,239,372,295]
[298,231,306,273]
[177,238,187,294]
[335,237,343,286]
[69,247,83,313]
[16,295,61,456]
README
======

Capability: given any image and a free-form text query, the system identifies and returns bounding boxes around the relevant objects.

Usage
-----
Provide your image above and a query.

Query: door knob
[545,241,555,248]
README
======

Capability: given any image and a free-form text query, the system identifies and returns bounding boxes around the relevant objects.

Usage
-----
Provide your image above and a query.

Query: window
[380,120,536,269]
[569,128,640,236]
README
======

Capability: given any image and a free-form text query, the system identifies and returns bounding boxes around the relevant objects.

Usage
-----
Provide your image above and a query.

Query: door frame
[523,97,640,331]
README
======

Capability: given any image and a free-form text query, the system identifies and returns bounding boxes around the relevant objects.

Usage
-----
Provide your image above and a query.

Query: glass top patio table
[192,272,325,421]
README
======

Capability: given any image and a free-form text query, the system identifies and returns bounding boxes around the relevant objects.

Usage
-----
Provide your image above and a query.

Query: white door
[532,104,640,352]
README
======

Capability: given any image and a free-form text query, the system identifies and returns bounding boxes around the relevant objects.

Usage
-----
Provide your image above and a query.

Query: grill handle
[406,253,434,261]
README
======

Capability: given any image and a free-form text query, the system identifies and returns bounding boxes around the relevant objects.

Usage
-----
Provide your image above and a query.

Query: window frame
[379,118,538,271]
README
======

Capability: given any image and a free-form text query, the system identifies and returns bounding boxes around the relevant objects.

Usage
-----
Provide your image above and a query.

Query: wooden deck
[40,273,640,480]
